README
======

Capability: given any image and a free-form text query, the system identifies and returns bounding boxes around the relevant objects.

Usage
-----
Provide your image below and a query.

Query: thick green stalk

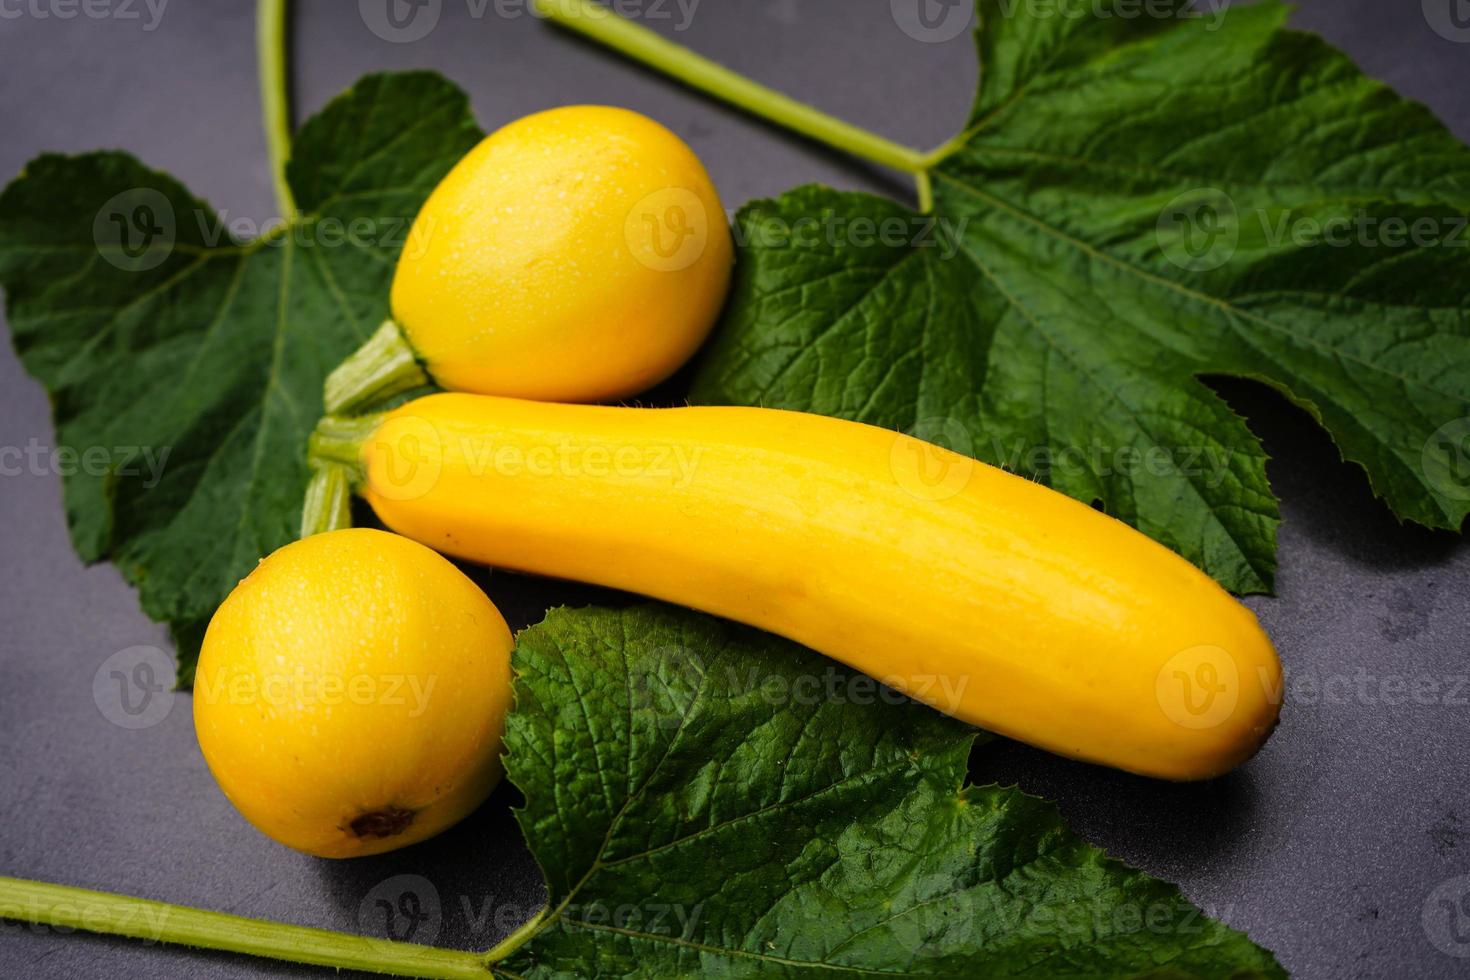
[300,462,355,538]
[257,0,297,220]
[308,412,384,473]
[297,414,383,539]
[325,319,431,415]
[484,906,547,963]
[0,876,492,979]
[533,0,928,175]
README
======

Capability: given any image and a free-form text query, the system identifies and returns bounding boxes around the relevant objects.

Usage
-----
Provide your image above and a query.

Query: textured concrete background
[1,1,1468,977]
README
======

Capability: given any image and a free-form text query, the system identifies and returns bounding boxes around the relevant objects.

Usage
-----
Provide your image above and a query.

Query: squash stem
[308,412,384,472]
[300,462,356,538]
[483,906,547,963]
[256,0,297,221]
[533,0,929,175]
[915,171,934,214]
[0,876,492,979]
[325,319,431,415]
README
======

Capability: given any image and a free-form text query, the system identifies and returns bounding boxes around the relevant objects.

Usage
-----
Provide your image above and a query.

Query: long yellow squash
[314,393,1282,780]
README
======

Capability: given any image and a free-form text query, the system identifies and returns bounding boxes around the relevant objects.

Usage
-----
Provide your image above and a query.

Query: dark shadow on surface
[460,562,641,634]
[1203,376,1464,575]
[970,737,1263,880]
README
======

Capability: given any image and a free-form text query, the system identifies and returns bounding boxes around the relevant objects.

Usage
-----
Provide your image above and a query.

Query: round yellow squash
[391,104,733,402]
[192,528,514,858]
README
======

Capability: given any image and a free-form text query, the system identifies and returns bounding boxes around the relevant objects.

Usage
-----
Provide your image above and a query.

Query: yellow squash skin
[354,394,1282,782]
[193,528,514,858]
[391,105,733,402]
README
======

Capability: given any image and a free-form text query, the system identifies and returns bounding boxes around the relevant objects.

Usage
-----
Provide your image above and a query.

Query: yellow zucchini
[313,393,1282,780]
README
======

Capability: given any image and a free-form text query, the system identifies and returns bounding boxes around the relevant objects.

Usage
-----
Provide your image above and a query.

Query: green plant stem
[298,413,382,540]
[325,319,431,415]
[257,0,297,220]
[533,0,928,175]
[0,876,491,979]
[300,462,355,538]
[308,412,384,473]
[484,906,547,963]
[915,171,934,214]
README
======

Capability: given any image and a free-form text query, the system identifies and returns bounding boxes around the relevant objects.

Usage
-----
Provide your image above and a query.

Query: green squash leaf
[500,604,1284,977]
[0,72,483,679]
[692,0,1470,594]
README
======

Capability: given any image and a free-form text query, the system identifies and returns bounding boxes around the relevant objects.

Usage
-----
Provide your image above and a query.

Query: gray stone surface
[1,2,1467,977]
